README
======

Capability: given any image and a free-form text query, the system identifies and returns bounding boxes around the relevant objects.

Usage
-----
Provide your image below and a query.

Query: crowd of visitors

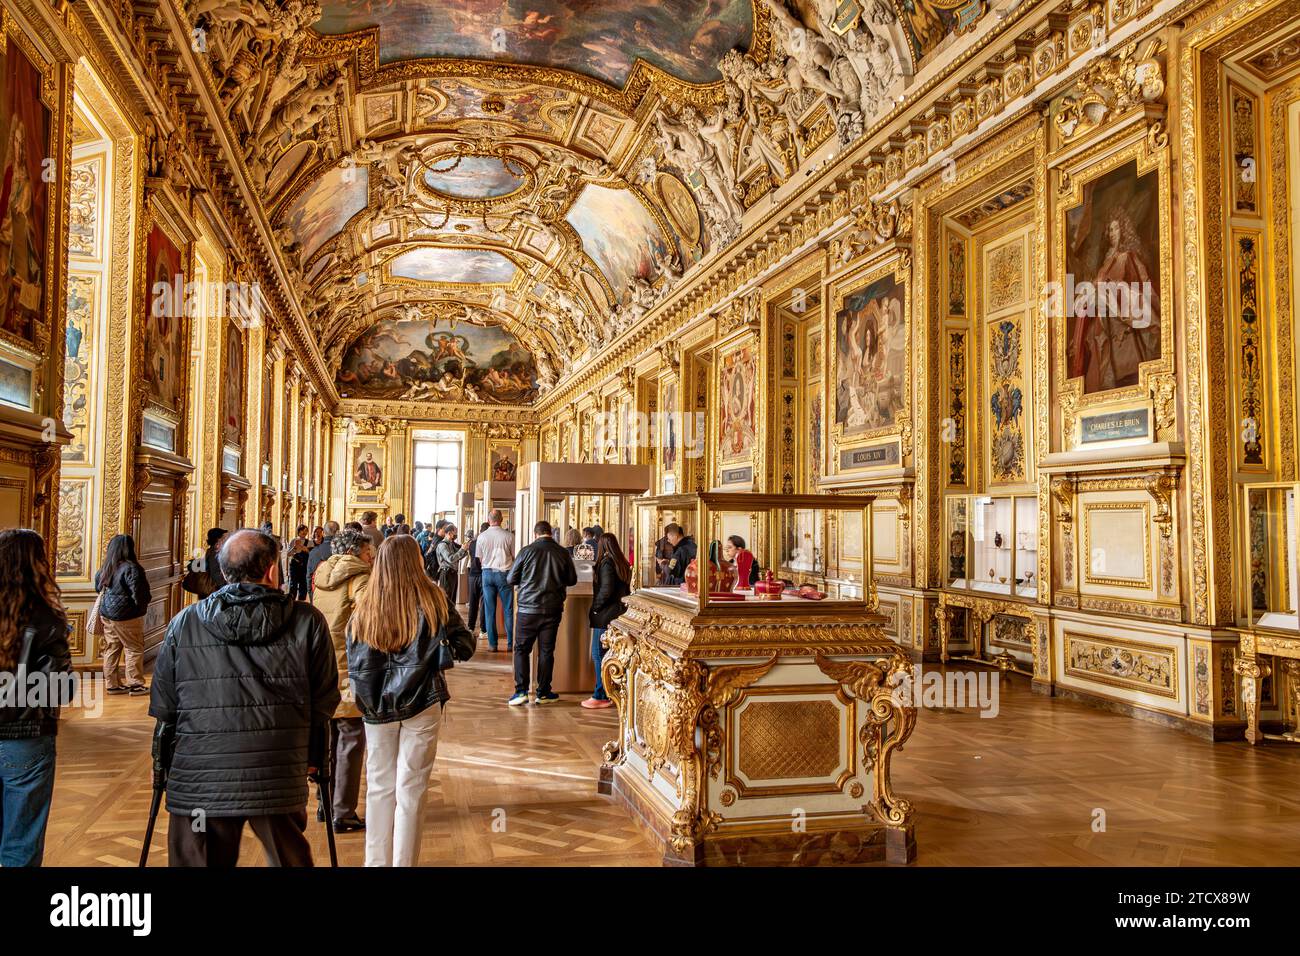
[0,505,702,867]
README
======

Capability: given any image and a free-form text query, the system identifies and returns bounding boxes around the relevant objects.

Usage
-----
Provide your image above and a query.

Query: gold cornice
[140,0,337,405]
[335,398,538,426]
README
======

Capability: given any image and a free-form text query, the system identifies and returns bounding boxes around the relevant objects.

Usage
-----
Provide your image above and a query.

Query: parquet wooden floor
[41,645,1300,866]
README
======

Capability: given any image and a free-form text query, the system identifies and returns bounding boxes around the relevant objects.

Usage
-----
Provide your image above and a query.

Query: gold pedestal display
[598,494,917,866]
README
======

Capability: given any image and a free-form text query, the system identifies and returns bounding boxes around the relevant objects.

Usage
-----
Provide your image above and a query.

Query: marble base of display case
[597,592,917,867]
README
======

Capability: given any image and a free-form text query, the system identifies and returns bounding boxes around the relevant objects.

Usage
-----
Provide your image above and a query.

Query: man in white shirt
[476,509,516,652]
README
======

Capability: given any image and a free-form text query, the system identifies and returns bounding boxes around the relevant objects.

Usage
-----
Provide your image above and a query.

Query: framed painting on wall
[488,442,518,483]
[1063,158,1163,396]
[142,221,187,416]
[0,34,53,354]
[351,439,385,503]
[834,270,906,436]
[260,357,274,471]
[1052,126,1172,445]
[657,373,678,495]
[717,339,757,468]
[827,251,911,477]
[222,320,245,449]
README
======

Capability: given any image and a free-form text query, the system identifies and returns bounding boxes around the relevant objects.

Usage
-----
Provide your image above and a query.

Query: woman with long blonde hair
[346,534,474,866]
[0,529,72,866]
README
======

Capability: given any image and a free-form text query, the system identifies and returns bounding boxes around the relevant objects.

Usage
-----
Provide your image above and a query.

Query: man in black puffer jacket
[149,529,339,867]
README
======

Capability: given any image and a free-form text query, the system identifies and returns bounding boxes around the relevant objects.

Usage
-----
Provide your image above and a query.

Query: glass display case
[634,494,698,590]
[944,493,1039,599]
[515,462,651,583]
[631,492,877,613]
[1242,482,1299,630]
[473,480,516,536]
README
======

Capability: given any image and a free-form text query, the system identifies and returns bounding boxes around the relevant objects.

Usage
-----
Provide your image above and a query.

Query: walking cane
[140,721,174,867]
[309,721,338,868]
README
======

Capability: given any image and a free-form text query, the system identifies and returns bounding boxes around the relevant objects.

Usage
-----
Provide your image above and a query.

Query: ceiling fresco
[423,155,530,199]
[191,0,985,407]
[389,247,520,284]
[337,316,539,404]
[565,184,670,297]
[313,0,755,86]
[281,165,370,261]
[415,79,575,136]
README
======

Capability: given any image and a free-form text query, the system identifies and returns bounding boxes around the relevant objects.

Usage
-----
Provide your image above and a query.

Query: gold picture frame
[350,436,387,504]
[825,250,912,475]
[487,440,519,483]
[1052,125,1174,443]
[0,12,66,365]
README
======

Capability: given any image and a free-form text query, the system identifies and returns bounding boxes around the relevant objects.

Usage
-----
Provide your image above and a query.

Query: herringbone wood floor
[42,640,1300,866]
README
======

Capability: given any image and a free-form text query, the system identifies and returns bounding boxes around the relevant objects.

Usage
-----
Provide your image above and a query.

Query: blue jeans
[0,735,57,867]
[591,627,608,700]
[480,569,514,649]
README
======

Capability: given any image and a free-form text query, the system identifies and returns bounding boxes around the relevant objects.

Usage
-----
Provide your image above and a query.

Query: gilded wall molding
[1177,0,1300,625]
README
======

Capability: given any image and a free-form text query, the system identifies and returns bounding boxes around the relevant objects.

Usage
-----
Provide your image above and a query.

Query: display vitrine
[631,492,876,612]
[1241,482,1300,631]
[473,480,516,535]
[514,462,651,694]
[944,493,1040,599]
[602,491,913,866]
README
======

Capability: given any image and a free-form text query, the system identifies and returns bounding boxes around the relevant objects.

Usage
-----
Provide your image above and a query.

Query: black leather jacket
[346,605,475,723]
[589,557,630,629]
[507,536,577,615]
[95,561,152,621]
[0,603,73,739]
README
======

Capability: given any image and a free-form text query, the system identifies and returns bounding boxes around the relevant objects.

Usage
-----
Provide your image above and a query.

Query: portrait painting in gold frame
[1052,126,1173,437]
[827,251,911,474]
[0,29,52,353]
[1062,159,1162,395]
[143,221,187,415]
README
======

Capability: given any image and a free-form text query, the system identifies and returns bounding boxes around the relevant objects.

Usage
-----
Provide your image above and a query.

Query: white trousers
[363,704,442,867]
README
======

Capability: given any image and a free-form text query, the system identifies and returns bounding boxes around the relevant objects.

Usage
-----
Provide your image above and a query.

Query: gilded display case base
[1236,629,1300,745]
[610,765,916,867]
[599,591,918,867]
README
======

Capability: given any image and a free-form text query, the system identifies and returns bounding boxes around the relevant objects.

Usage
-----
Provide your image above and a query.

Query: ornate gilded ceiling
[312,0,756,86]
[188,0,983,406]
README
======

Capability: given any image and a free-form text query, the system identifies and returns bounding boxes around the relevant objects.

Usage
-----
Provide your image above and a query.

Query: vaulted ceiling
[190,0,980,407]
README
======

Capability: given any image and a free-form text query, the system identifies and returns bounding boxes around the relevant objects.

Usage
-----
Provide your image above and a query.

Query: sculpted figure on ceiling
[760,0,901,144]
[353,138,423,192]
[655,104,743,244]
[194,0,320,123]
[718,49,798,185]
[249,71,346,167]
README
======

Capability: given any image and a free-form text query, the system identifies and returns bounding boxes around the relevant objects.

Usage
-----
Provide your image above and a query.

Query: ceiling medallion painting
[313,0,755,87]
[336,316,539,404]
[422,154,531,200]
[389,247,519,285]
